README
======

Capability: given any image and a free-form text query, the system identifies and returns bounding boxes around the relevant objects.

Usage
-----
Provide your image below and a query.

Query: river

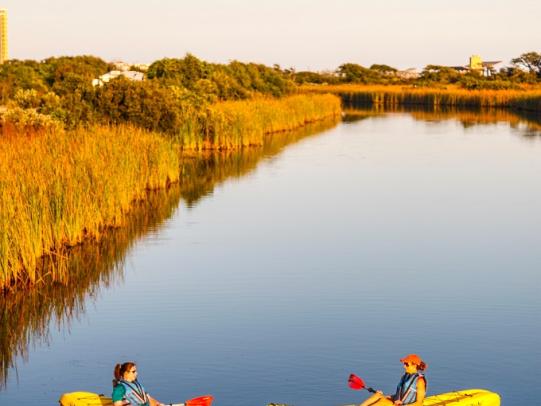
[1,108,540,406]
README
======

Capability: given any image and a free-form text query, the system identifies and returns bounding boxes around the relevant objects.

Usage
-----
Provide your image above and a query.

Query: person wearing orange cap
[359,354,427,406]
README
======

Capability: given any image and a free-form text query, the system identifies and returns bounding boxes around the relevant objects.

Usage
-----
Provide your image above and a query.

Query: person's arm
[410,377,426,406]
[112,385,127,406]
[148,394,165,406]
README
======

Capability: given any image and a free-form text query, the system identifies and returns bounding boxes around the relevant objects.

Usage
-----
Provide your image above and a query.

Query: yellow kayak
[424,389,500,406]
[59,392,112,406]
[59,391,211,406]
[59,389,500,406]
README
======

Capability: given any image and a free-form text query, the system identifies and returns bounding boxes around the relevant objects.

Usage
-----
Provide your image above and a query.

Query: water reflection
[0,186,182,388]
[343,105,541,136]
[178,119,340,206]
[0,118,339,389]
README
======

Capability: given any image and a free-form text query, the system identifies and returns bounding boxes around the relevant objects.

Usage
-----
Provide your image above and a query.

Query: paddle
[348,373,377,394]
[169,394,214,406]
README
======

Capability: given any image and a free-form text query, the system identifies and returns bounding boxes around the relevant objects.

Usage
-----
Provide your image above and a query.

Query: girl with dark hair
[359,354,427,406]
[112,362,165,406]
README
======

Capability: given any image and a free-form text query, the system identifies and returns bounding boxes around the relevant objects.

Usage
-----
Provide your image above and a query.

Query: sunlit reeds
[0,94,340,291]
[0,117,341,387]
[179,94,341,149]
[0,125,180,291]
[303,84,541,111]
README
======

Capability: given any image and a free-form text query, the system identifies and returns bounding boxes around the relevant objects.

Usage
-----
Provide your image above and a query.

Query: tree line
[0,54,295,133]
[293,51,541,90]
[1,52,540,134]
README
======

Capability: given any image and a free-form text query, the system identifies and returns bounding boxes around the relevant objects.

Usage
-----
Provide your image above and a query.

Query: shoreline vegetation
[1,51,540,292]
[1,119,339,389]
[302,84,541,112]
[295,51,541,112]
[0,94,341,292]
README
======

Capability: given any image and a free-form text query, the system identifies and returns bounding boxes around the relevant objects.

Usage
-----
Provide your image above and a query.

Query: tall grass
[0,117,343,386]
[0,94,340,291]
[303,84,541,112]
[0,125,180,290]
[179,94,341,149]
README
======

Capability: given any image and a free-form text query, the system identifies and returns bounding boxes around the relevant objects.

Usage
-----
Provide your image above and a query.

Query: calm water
[1,110,540,406]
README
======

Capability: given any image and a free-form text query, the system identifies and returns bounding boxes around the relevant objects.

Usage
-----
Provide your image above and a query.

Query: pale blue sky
[2,0,540,70]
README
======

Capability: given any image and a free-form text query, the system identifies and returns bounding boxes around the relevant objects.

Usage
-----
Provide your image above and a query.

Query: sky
[2,0,540,71]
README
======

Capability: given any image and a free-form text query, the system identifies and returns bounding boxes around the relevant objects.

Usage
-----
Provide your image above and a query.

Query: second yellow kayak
[424,389,500,406]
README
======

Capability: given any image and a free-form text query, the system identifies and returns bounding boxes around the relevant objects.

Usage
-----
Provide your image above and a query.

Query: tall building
[0,9,8,64]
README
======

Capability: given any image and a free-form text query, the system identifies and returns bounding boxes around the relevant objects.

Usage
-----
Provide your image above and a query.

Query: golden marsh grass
[182,94,342,149]
[0,94,341,291]
[0,125,180,290]
[0,117,342,386]
[303,84,541,111]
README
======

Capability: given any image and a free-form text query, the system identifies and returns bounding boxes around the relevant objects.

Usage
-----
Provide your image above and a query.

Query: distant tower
[469,55,482,71]
[0,9,8,64]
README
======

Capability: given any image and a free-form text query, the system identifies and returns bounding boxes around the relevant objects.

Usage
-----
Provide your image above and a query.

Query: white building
[396,68,421,79]
[92,70,145,87]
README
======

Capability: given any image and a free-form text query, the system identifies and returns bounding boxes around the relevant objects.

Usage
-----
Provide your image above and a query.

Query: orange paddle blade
[348,373,366,390]
[185,395,214,406]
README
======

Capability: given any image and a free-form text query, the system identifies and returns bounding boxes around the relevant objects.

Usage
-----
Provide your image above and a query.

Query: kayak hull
[424,389,500,406]
[59,388,500,406]
[59,391,113,406]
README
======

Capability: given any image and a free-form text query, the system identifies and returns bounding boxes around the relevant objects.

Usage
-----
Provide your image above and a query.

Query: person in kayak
[112,362,165,406]
[359,354,427,406]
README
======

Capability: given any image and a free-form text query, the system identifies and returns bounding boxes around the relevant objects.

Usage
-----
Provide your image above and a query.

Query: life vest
[394,372,426,405]
[118,379,150,406]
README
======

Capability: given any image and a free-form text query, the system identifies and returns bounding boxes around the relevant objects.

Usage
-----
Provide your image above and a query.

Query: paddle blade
[348,373,366,390]
[185,395,214,406]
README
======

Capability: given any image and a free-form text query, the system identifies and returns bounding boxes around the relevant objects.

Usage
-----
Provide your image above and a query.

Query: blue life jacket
[393,372,426,405]
[119,379,150,406]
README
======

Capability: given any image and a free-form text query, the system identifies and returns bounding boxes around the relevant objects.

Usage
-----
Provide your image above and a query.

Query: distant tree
[419,65,461,83]
[210,69,249,100]
[369,64,397,74]
[42,56,110,87]
[511,52,541,76]
[337,63,372,83]
[0,60,48,101]
[146,54,211,89]
[497,66,536,83]
[337,63,362,82]
[294,71,328,84]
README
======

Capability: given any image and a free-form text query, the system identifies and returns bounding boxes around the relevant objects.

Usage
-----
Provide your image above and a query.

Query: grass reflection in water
[343,104,541,136]
[0,117,339,390]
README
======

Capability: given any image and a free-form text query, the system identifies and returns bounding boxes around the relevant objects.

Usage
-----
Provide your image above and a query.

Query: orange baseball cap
[400,354,425,366]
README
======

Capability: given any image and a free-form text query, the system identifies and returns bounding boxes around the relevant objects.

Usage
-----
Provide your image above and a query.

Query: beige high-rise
[0,9,8,64]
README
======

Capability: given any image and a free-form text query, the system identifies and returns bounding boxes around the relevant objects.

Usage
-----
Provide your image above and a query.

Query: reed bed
[0,94,340,291]
[0,125,180,290]
[180,94,341,149]
[0,118,342,385]
[302,84,541,112]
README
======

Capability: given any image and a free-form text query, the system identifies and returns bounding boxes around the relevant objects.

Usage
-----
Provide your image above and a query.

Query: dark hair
[417,361,427,371]
[113,362,136,387]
